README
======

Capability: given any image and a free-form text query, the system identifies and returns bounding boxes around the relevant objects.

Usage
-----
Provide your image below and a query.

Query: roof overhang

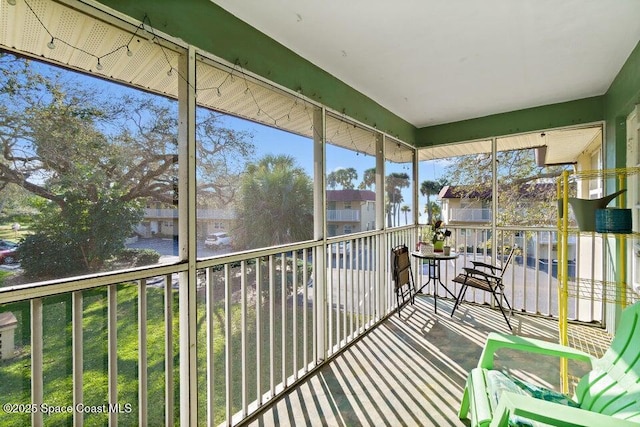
[418,125,601,164]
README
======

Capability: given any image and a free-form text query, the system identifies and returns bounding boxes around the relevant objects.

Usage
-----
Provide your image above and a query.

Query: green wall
[95,0,416,143]
[604,40,640,168]
[415,97,604,147]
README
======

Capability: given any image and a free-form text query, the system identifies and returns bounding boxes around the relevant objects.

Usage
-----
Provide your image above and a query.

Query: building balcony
[448,208,492,223]
[327,209,361,222]
[144,208,233,220]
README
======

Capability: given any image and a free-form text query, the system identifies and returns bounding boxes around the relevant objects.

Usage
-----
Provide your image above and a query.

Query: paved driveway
[125,237,229,259]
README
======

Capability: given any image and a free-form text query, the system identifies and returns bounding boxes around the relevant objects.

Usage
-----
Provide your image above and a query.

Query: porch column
[491,137,498,268]
[313,107,327,360]
[413,146,419,226]
[376,134,385,319]
[178,45,198,426]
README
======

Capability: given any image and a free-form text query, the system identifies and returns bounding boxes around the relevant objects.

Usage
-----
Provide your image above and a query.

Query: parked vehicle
[0,240,19,264]
[204,232,231,248]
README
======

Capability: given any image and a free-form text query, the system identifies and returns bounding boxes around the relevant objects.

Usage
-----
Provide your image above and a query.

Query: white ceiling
[211,0,640,128]
[0,0,617,163]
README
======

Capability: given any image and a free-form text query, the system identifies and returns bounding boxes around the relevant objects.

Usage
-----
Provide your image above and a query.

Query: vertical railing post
[241,260,248,416]
[269,255,276,397]
[164,274,174,427]
[205,267,215,425]
[255,258,262,406]
[224,265,232,423]
[138,280,148,426]
[31,298,43,427]
[108,285,118,427]
[72,291,83,427]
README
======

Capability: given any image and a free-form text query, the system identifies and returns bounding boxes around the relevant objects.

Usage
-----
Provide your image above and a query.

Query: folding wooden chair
[391,244,416,316]
[451,248,515,330]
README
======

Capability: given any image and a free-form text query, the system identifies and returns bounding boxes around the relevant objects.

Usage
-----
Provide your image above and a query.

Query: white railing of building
[448,208,492,222]
[326,209,360,222]
[144,208,233,220]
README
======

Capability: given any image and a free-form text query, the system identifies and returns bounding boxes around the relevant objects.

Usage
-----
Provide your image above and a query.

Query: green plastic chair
[459,301,640,426]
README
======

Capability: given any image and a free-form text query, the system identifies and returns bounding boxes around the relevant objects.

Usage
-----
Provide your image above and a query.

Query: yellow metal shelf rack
[556,166,640,393]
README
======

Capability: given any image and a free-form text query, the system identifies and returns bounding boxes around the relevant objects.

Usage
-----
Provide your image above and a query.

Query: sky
[26,54,446,226]
[218,113,449,225]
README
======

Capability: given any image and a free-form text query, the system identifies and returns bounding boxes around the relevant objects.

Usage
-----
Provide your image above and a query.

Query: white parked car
[204,232,231,248]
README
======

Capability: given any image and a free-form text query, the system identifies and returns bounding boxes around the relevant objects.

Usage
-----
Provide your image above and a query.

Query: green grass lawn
[0,287,173,426]
[0,279,348,426]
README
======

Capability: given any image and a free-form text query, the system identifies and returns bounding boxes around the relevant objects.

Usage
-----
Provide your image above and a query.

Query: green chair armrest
[479,332,597,369]
[489,391,638,427]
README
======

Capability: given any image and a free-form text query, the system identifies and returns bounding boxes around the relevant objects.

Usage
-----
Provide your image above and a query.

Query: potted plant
[429,220,451,252]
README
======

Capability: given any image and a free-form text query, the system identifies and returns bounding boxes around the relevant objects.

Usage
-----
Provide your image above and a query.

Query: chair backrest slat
[498,248,516,278]
[392,245,411,288]
[576,302,640,420]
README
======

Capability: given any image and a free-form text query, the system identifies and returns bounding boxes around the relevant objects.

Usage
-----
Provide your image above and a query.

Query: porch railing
[415,224,629,323]
[0,223,624,426]
[0,227,414,426]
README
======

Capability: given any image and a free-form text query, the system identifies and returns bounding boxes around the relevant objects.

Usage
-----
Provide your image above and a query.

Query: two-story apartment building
[137,202,235,239]
[438,186,492,225]
[326,189,376,236]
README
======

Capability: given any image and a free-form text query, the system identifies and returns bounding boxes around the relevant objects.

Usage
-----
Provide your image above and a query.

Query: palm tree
[327,167,358,189]
[420,180,442,225]
[385,172,409,227]
[235,154,313,249]
[401,205,411,225]
[358,167,376,190]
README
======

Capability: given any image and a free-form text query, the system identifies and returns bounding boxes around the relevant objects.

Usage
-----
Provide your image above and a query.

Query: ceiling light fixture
[7,0,17,6]
[47,38,55,49]
[96,59,103,70]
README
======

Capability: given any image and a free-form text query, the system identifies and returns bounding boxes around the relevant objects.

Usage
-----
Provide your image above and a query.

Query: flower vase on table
[421,219,452,255]
[429,219,451,253]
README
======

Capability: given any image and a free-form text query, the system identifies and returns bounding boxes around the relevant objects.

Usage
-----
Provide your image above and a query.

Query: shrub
[18,197,144,278]
[134,249,161,266]
[115,248,160,266]
[18,233,85,278]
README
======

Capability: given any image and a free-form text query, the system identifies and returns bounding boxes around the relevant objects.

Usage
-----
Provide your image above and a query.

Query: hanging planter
[560,189,627,232]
